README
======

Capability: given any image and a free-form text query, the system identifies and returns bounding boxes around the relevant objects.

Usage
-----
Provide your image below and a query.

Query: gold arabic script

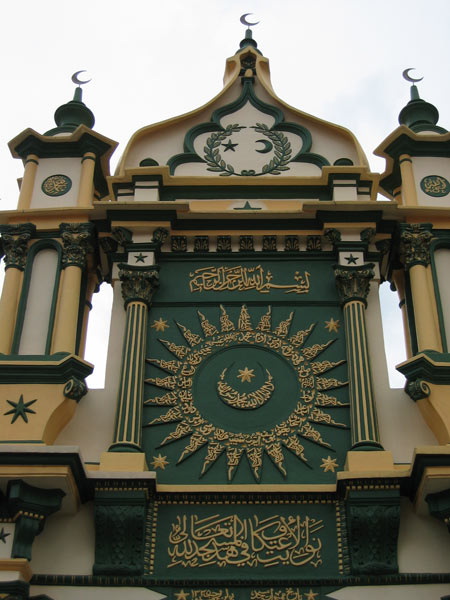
[189,265,310,294]
[168,513,323,568]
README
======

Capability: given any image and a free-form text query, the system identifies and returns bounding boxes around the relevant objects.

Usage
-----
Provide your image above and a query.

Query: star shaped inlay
[0,527,11,543]
[344,254,358,265]
[4,395,37,424]
[151,318,169,332]
[222,140,238,152]
[237,367,255,383]
[305,590,319,600]
[320,456,339,473]
[134,253,148,263]
[151,454,169,470]
[324,318,340,333]
[175,590,189,600]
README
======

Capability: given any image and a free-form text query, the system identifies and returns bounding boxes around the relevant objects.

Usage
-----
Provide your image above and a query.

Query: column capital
[0,223,36,270]
[59,222,95,268]
[118,264,160,308]
[399,222,433,269]
[334,263,375,307]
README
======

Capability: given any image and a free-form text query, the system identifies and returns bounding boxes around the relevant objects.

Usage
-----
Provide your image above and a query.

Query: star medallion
[151,454,169,470]
[134,253,148,263]
[344,254,358,265]
[320,456,339,473]
[4,395,37,424]
[175,590,189,600]
[237,367,255,383]
[305,590,319,600]
[222,140,238,152]
[0,527,11,543]
[324,318,340,333]
[151,318,169,332]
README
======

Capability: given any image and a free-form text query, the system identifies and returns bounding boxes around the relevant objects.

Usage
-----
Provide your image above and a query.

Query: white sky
[1,0,449,387]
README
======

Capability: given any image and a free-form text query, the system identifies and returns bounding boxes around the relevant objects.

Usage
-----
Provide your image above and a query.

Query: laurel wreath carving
[204,122,292,176]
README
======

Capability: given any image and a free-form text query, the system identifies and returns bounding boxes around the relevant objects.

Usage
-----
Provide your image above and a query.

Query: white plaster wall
[365,282,436,462]
[328,583,450,600]
[434,248,450,350]
[29,586,166,600]
[18,248,58,354]
[398,497,450,572]
[55,283,126,462]
[31,158,81,209]
[412,156,450,207]
[30,502,94,575]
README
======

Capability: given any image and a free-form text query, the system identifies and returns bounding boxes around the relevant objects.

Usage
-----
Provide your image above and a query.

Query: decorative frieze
[262,235,277,251]
[217,235,232,252]
[399,223,433,268]
[0,223,36,270]
[60,222,95,269]
[118,265,160,308]
[240,235,254,252]
[334,264,375,307]
[171,236,187,252]
[306,235,321,251]
[284,235,299,251]
[194,236,209,252]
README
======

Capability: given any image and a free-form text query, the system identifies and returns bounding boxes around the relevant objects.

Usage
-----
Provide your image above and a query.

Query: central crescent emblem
[217,366,274,410]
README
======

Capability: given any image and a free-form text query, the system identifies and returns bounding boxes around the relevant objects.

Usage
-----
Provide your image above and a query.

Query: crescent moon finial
[402,68,424,84]
[240,13,260,28]
[71,70,92,87]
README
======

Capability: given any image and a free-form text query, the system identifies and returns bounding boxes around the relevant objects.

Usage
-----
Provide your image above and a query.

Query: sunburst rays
[145,305,348,482]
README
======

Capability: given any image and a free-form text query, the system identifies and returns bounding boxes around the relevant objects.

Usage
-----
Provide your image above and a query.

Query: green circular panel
[41,174,72,197]
[193,344,299,433]
[420,175,450,197]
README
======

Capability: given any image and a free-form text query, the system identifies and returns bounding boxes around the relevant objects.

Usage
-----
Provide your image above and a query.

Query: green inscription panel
[147,500,342,580]
[153,587,335,600]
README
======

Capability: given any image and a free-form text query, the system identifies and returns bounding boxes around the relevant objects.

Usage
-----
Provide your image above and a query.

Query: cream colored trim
[391,269,412,359]
[0,268,23,354]
[77,152,96,207]
[399,154,418,206]
[409,264,441,351]
[426,265,442,352]
[0,559,32,582]
[17,155,39,210]
[52,265,82,354]
[78,271,97,357]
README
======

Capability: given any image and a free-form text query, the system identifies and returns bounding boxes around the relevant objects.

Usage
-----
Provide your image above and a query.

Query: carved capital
[360,227,376,244]
[64,377,88,402]
[405,378,431,402]
[324,228,341,247]
[334,264,375,306]
[118,265,160,308]
[151,227,169,247]
[399,223,433,268]
[8,479,64,560]
[0,223,36,270]
[60,222,95,268]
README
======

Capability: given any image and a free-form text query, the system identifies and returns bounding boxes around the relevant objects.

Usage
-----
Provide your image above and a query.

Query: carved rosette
[0,223,36,270]
[399,223,433,269]
[334,264,375,307]
[60,222,95,269]
[119,265,160,308]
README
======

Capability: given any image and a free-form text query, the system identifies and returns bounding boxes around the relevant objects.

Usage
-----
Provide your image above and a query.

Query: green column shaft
[344,300,382,450]
[110,300,148,451]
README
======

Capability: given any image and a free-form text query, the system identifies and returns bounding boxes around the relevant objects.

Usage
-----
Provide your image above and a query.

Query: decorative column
[399,154,418,206]
[334,264,383,451]
[399,223,441,352]
[0,224,35,354]
[17,154,39,210]
[109,265,159,454]
[77,151,96,207]
[52,223,94,354]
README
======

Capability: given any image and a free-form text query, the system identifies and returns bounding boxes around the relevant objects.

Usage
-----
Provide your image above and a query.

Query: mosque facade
[0,23,449,600]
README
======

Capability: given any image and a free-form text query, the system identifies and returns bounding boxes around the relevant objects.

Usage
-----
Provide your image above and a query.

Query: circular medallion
[41,174,72,197]
[145,305,348,482]
[420,175,450,197]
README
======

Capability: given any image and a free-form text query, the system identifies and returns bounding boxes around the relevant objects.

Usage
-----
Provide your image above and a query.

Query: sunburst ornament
[145,305,348,482]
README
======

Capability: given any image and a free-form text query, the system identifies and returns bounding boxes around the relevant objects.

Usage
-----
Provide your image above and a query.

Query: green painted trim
[430,237,450,353]
[12,240,62,355]
[397,350,450,384]
[75,269,89,355]
[404,270,418,356]
[0,353,93,383]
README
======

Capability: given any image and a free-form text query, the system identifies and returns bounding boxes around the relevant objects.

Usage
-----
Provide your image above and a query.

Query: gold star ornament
[237,367,255,383]
[175,590,189,600]
[151,318,169,332]
[305,590,319,600]
[324,317,340,333]
[151,454,169,470]
[320,456,339,473]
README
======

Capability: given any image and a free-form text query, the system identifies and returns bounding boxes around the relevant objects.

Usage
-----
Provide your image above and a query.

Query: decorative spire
[398,68,446,133]
[237,13,262,54]
[45,70,95,136]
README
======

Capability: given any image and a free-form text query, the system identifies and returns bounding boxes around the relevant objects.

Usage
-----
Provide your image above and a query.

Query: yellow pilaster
[399,154,418,206]
[391,269,412,359]
[17,154,39,210]
[52,265,82,354]
[0,268,22,354]
[78,270,98,357]
[426,265,442,352]
[409,264,441,352]
[77,152,96,207]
